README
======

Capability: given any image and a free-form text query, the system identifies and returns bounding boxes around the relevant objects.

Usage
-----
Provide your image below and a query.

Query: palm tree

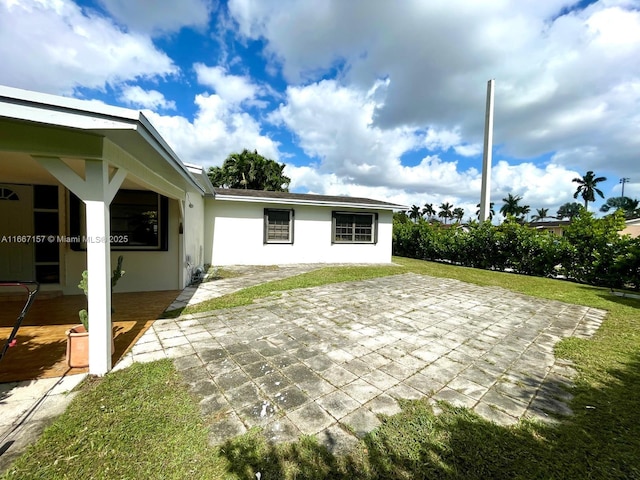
[600,196,640,219]
[556,202,582,220]
[572,170,607,209]
[422,203,436,221]
[475,202,495,221]
[531,208,550,222]
[500,194,523,218]
[452,207,465,223]
[438,202,454,224]
[408,205,421,223]
[519,204,531,222]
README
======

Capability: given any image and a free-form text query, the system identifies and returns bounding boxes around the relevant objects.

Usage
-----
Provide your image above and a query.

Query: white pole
[479,79,495,222]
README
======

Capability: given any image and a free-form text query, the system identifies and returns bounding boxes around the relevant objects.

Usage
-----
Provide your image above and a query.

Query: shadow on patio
[0,290,181,383]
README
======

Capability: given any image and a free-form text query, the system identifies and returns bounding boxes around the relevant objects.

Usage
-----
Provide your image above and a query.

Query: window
[0,187,19,200]
[332,212,378,244]
[70,190,168,251]
[264,208,294,244]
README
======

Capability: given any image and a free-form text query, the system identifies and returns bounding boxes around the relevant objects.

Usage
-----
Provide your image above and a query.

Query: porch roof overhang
[0,85,203,199]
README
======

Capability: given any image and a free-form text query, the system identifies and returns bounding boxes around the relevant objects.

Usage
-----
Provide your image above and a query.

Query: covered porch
[0,290,180,383]
[0,85,207,376]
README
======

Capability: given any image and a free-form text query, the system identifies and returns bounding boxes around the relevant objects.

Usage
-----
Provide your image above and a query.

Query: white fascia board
[213,194,404,211]
[135,113,204,194]
[0,84,138,129]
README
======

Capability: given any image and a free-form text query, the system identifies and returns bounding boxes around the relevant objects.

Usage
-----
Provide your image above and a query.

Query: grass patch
[4,257,640,479]
[2,360,228,479]
[164,264,404,317]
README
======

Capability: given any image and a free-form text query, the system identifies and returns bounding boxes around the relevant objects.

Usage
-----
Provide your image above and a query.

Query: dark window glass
[69,190,169,251]
[34,185,58,209]
[36,265,59,283]
[111,190,159,247]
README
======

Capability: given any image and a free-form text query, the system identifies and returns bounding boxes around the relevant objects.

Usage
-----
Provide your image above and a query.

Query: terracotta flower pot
[65,325,116,368]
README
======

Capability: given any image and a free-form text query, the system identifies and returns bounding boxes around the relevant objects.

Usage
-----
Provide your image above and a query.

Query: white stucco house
[0,85,404,375]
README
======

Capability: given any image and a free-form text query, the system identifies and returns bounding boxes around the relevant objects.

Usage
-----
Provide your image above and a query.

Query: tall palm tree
[475,202,495,221]
[600,196,640,219]
[519,204,531,222]
[531,208,549,222]
[408,205,421,223]
[438,202,454,224]
[572,170,607,209]
[452,207,465,223]
[422,203,436,221]
[500,193,523,218]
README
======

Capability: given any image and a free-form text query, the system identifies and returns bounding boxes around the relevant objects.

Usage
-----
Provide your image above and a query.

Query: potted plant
[66,256,125,368]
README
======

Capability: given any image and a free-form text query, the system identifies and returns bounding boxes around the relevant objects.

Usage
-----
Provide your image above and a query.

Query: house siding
[63,198,183,294]
[205,198,393,265]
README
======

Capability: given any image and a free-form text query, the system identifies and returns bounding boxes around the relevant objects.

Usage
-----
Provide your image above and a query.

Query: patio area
[0,290,180,383]
[120,272,608,452]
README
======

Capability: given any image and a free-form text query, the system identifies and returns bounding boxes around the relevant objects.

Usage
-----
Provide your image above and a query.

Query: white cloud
[144,92,279,167]
[272,79,421,186]
[118,85,176,110]
[228,0,640,178]
[490,161,584,214]
[0,0,177,95]
[194,64,264,105]
[98,0,213,35]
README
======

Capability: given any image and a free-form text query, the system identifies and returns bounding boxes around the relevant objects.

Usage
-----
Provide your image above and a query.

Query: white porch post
[84,160,120,375]
[34,156,125,375]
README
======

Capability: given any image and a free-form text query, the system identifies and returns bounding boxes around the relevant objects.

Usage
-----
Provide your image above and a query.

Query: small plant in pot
[66,256,125,368]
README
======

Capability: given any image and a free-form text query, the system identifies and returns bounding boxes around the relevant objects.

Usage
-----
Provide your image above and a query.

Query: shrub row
[393,211,640,289]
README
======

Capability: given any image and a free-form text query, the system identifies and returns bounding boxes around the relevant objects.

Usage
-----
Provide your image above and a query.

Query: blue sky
[1,0,639,219]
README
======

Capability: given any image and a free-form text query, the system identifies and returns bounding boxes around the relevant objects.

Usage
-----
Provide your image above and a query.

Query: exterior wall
[538,226,565,236]
[621,224,640,238]
[205,199,393,265]
[181,187,206,287]
[63,197,181,294]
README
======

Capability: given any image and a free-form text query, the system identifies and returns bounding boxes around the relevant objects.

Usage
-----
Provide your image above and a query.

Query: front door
[0,184,34,280]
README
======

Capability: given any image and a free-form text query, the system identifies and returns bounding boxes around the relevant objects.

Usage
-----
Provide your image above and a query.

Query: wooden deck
[0,290,180,383]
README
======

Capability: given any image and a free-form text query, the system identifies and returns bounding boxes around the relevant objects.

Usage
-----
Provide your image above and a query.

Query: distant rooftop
[212,188,406,210]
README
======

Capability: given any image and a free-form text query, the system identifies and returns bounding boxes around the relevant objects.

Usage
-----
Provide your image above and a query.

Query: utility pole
[479,79,495,223]
[620,177,630,197]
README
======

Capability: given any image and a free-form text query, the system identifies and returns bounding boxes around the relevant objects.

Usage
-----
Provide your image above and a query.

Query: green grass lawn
[3,257,640,479]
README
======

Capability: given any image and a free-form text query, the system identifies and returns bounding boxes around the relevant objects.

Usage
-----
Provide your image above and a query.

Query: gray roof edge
[212,188,406,210]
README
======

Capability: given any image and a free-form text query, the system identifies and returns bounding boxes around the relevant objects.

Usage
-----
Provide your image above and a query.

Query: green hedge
[393,211,639,289]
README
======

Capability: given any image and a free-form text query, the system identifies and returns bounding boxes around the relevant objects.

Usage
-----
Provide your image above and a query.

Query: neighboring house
[0,85,404,375]
[621,218,640,238]
[528,220,572,236]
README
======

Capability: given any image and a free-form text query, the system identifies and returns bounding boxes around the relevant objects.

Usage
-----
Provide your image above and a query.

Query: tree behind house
[556,202,582,220]
[208,149,290,191]
[438,202,454,224]
[600,196,640,219]
[532,208,549,222]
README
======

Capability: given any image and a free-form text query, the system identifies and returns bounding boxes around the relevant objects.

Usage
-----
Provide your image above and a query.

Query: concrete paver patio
[120,272,606,453]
